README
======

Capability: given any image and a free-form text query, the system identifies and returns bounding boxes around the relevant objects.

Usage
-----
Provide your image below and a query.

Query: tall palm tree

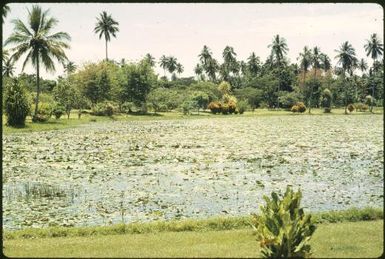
[205,58,218,82]
[358,58,368,75]
[298,46,312,85]
[247,52,260,76]
[94,11,119,61]
[2,4,10,24]
[199,45,212,67]
[268,34,288,67]
[159,55,169,77]
[166,56,178,76]
[364,33,383,112]
[5,5,71,116]
[335,41,358,114]
[176,63,184,77]
[311,46,322,78]
[2,58,15,77]
[144,53,155,67]
[64,61,77,75]
[319,53,331,72]
[194,64,204,81]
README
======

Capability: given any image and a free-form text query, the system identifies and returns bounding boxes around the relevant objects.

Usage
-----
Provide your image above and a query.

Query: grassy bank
[4,207,383,240]
[4,220,383,258]
[3,107,383,134]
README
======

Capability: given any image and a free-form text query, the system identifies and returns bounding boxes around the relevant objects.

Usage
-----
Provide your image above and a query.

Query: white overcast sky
[2,3,383,79]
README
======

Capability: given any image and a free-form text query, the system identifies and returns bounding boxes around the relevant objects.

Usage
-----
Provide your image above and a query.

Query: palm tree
[364,33,383,112]
[298,46,312,85]
[311,46,322,78]
[268,34,288,67]
[5,5,71,117]
[335,41,358,114]
[94,11,119,61]
[2,58,15,77]
[159,55,169,77]
[2,4,10,24]
[166,56,178,77]
[247,52,260,76]
[358,58,368,75]
[199,45,212,67]
[144,53,155,67]
[205,58,219,82]
[319,53,331,72]
[176,63,184,76]
[64,61,77,75]
[194,64,204,81]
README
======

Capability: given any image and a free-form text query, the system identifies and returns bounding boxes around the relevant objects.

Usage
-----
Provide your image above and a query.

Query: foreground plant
[252,186,316,258]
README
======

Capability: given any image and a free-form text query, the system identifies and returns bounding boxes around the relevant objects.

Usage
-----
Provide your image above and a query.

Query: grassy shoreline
[3,108,383,134]
[4,207,383,240]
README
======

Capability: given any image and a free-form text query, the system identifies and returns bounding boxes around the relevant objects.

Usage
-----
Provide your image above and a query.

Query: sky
[2,3,384,79]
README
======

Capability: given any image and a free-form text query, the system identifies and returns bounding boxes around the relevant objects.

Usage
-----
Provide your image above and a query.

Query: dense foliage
[4,79,30,126]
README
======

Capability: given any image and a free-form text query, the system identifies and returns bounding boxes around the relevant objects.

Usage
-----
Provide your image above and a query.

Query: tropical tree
[358,58,368,75]
[2,4,10,24]
[364,33,383,112]
[144,53,156,67]
[319,53,331,72]
[298,46,312,85]
[5,5,71,117]
[199,45,213,67]
[94,11,119,61]
[2,58,15,77]
[64,61,77,75]
[194,64,204,81]
[268,34,288,67]
[159,55,168,77]
[335,41,358,114]
[247,52,260,76]
[176,63,184,76]
[166,56,178,76]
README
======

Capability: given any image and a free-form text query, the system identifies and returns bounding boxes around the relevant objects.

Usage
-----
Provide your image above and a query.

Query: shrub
[365,95,374,106]
[5,79,30,127]
[121,102,135,114]
[320,88,332,113]
[296,102,306,113]
[252,186,316,258]
[228,101,236,114]
[91,101,118,116]
[181,100,197,115]
[52,105,66,119]
[354,103,368,112]
[221,104,229,115]
[236,100,249,114]
[32,102,53,122]
[291,105,299,113]
[208,101,222,114]
[347,103,355,113]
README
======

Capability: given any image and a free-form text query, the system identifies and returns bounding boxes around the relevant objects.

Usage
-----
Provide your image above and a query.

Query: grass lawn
[2,107,383,134]
[3,220,383,258]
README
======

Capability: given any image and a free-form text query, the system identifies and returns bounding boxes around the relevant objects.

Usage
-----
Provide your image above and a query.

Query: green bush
[4,79,30,127]
[237,100,249,114]
[121,102,135,113]
[320,88,332,113]
[354,103,368,112]
[52,105,65,119]
[91,101,118,116]
[252,186,316,258]
[32,102,53,122]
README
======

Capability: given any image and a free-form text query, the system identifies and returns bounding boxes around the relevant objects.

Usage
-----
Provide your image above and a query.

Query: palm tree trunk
[105,39,108,61]
[370,58,375,113]
[34,57,40,117]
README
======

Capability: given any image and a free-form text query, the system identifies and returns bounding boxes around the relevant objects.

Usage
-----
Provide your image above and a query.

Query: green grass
[4,207,382,240]
[3,107,383,134]
[3,220,383,258]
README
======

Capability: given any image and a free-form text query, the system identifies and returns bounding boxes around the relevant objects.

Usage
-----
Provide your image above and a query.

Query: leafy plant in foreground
[252,186,316,258]
[5,79,30,127]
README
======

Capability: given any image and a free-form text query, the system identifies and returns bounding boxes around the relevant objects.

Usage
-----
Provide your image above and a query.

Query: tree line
[2,5,384,127]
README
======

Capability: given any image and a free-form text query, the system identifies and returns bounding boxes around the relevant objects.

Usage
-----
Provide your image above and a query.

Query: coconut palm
[358,58,368,74]
[298,46,312,84]
[311,46,322,78]
[144,53,156,67]
[194,64,204,81]
[159,55,168,77]
[5,5,71,116]
[64,61,77,75]
[166,56,178,75]
[247,52,260,76]
[335,41,358,114]
[205,58,219,82]
[268,34,288,67]
[176,63,184,75]
[2,58,15,77]
[364,33,383,112]
[94,11,119,61]
[199,45,213,67]
[2,4,10,24]
[319,53,331,72]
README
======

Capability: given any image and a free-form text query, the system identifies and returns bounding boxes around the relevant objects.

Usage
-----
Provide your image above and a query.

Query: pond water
[3,115,383,230]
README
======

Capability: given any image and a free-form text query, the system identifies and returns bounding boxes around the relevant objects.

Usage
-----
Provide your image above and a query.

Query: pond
[3,115,383,229]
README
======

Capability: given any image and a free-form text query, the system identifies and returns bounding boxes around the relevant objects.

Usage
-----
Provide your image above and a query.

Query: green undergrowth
[4,207,383,240]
